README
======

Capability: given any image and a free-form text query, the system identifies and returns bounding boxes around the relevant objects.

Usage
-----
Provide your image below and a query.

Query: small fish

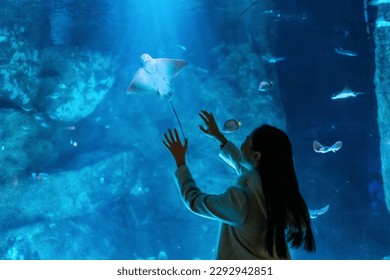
[40,121,50,128]
[48,92,64,99]
[38,173,50,180]
[58,83,68,89]
[369,0,390,5]
[33,112,46,121]
[262,54,286,63]
[313,140,342,153]
[21,126,31,132]
[309,204,330,219]
[70,139,78,147]
[331,86,365,100]
[375,17,390,28]
[32,172,50,181]
[20,105,33,112]
[64,125,76,131]
[258,80,273,92]
[47,113,59,120]
[177,44,187,51]
[194,66,209,74]
[263,9,275,14]
[335,47,358,57]
[222,119,241,133]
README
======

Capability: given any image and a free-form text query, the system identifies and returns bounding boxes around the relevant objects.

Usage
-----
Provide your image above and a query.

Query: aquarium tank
[0,0,389,260]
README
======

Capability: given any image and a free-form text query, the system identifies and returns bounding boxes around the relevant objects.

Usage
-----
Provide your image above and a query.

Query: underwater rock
[39,48,115,122]
[0,109,59,184]
[374,5,390,214]
[0,23,114,123]
[197,0,285,130]
[0,151,136,226]
[196,41,286,130]
[0,151,137,259]
[0,235,40,260]
[0,27,38,110]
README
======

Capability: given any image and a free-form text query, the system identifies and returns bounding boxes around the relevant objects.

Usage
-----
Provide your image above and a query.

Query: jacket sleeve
[174,165,247,227]
[218,141,249,175]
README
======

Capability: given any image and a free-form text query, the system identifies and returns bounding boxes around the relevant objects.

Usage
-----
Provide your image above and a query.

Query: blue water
[0,0,389,260]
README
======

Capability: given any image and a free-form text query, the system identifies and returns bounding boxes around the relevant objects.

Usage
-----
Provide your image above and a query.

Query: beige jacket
[174,141,290,259]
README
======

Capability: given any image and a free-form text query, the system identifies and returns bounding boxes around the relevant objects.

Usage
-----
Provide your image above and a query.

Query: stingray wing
[330,141,342,151]
[127,67,158,95]
[309,204,330,219]
[317,204,330,216]
[313,140,324,152]
[154,58,188,80]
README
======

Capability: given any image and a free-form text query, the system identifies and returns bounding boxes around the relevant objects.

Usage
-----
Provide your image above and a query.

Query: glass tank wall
[0,0,389,260]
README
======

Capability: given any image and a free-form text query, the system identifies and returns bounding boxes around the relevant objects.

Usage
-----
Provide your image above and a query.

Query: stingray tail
[169,99,186,141]
[168,99,190,163]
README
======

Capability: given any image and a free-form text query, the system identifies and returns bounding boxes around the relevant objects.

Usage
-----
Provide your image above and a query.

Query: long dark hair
[252,125,315,259]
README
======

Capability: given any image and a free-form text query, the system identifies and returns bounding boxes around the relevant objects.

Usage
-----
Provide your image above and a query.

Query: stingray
[309,204,330,219]
[313,140,342,153]
[127,53,188,141]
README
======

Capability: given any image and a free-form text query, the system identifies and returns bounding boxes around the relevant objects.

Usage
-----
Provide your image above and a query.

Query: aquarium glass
[0,0,389,260]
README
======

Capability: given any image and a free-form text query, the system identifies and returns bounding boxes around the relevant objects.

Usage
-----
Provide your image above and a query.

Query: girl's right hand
[199,110,227,144]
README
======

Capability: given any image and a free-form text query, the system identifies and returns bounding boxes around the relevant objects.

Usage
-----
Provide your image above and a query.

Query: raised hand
[199,110,227,145]
[163,128,188,167]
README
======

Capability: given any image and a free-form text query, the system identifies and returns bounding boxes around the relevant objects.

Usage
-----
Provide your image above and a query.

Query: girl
[163,110,315,259]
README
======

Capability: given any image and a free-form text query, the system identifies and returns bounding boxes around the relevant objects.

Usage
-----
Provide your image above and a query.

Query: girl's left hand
[163,128,188,167]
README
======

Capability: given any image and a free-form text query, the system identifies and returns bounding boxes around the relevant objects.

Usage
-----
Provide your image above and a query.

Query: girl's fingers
[198,113,208,124]
[174,129,181,143]
[199,125,207,133]
[162,140,170,150]
[164,129,183,146]
[163,128,188,150]
[201,110,211,118]
[168,129,174,141]
[164,133,171,145]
